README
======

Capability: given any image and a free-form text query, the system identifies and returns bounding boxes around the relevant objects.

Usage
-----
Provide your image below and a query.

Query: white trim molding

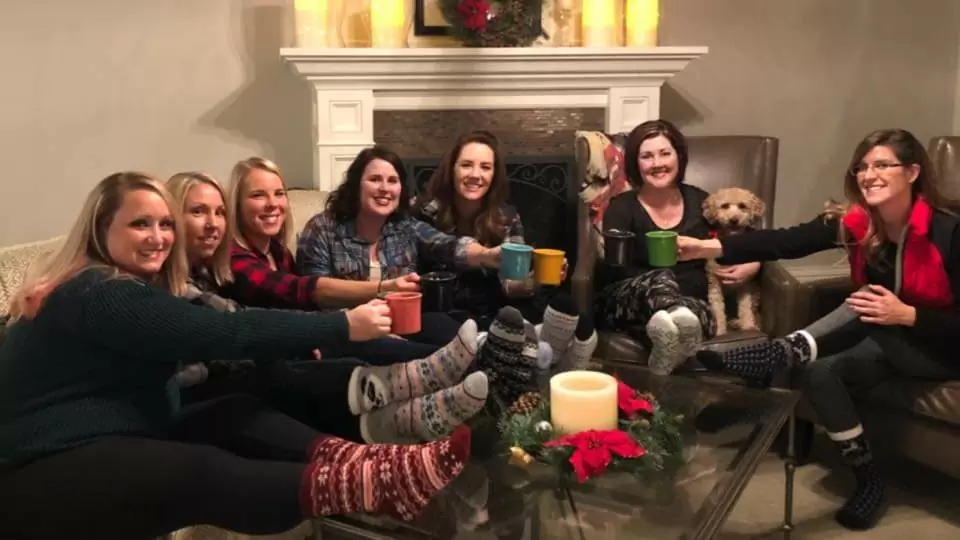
[280,47,708,191]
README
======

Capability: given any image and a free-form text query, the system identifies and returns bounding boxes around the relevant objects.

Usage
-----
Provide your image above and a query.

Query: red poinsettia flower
[457,0,490,31]
[544,429,647,483]
[617,378,653,418]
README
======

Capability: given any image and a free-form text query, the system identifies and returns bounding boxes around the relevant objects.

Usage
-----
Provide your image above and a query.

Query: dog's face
[702,187,765,236]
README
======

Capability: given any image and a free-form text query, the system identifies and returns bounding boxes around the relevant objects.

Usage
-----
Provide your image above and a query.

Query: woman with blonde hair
[167,171,487,437]
[677,128,960,530]
[0,172,477,539]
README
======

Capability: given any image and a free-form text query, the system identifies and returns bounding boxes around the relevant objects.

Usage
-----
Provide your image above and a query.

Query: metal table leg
[781,411,796,539]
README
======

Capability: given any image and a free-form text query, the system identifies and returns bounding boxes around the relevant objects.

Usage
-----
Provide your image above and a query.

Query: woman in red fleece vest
[677,128,960,531]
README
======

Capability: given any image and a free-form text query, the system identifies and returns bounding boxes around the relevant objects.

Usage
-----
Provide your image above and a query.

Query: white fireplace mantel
[279,47,707,191]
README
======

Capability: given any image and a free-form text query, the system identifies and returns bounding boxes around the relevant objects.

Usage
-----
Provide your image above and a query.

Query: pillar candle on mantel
[581,0,617,47]
[370,0,406,48]
[625,0,659,47]
[294,0,328,47]
[550,371,619,435]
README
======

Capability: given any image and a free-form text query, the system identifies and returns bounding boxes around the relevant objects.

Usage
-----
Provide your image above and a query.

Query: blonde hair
[167,172,234,287]
[9,172,188,321]
[227,157,294,251]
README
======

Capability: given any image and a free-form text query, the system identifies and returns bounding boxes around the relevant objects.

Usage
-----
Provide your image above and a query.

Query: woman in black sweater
[599,120,760,373]
[678,129,960,531]
[0,172,482,539]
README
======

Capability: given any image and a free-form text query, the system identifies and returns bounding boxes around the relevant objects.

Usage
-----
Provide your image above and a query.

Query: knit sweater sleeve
[54,274,349,364]
[718,214,840,264]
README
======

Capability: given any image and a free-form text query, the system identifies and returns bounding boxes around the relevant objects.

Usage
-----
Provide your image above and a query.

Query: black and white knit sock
[560,316,598,370]
[539,293,579,364]
[360,371,488,443]
[832,430,887,530]
[647,310,683,375]
[348,320,478,415]
[695,330,816,386]
[477,307,535,406]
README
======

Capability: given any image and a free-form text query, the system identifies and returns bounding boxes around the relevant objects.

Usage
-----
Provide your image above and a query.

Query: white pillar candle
[370,0,406,48]
[625,0,659,47]
[550,371,619,435]
[581,0,617,47]
[294,0,328,48]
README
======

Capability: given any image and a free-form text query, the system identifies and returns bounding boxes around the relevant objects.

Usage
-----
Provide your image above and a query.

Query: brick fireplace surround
[280,47,708,192]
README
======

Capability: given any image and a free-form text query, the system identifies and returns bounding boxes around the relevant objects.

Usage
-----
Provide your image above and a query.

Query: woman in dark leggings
[0,172,485,539]
[678,128,960,531]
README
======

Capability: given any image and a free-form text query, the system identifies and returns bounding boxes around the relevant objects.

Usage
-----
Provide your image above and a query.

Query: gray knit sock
[360,371,488,443]
[669,306,703,359]
[647,310,682,375]
[348,320,478,415]
[560,331,598,370]
[540,294,579,362]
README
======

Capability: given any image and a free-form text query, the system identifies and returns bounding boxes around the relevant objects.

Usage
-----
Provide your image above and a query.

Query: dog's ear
[749,194,766,227]
[702,197,717,225]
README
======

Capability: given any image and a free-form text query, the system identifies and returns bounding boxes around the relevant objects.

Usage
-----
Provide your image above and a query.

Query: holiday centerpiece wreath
[440,0,548,47]
[499,378,686,483]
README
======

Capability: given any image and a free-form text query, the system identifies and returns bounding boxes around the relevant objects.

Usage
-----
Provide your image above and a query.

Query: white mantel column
[312,89,375,191]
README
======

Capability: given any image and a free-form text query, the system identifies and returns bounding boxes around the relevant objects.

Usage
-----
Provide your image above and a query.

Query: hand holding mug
[346,299,392,341]
[482,246,502,269]
[387,272,421,292]
[677,236,718,261]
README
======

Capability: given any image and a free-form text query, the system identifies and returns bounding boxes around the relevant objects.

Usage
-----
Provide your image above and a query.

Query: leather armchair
[571,134,781,365]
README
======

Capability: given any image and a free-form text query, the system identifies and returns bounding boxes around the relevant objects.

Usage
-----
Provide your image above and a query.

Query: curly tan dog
[702,187,765,335]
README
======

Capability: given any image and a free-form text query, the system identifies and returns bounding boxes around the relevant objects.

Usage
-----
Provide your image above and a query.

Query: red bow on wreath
[457,0,491,31]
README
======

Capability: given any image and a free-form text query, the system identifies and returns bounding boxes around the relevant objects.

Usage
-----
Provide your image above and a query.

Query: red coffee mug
[384,292,422,335]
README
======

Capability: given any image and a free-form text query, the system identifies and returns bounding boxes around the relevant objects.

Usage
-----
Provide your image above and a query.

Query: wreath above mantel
[440,0,548,47]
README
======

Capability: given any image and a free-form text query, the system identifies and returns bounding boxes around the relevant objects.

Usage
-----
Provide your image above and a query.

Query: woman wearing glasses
[676,128,960,531]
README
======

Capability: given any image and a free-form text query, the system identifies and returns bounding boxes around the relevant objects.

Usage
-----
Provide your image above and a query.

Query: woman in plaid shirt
[296,146,502,344]
[415,131,567,327]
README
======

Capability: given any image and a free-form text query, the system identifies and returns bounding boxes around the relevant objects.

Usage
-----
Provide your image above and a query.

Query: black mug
[421,271,457,313]
[603,229,636,267]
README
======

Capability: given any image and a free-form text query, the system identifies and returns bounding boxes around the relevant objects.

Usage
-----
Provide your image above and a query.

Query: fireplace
[279,46,708,193]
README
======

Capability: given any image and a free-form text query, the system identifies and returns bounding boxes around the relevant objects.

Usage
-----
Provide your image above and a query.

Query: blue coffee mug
[500,243,534,280]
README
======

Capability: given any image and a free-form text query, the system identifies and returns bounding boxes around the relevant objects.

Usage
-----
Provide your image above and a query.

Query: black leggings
[182,357,363,441]
[0,395,321,540]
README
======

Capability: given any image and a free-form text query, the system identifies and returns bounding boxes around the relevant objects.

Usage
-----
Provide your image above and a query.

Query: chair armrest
[572,198,598,315]
[759,259,854,337]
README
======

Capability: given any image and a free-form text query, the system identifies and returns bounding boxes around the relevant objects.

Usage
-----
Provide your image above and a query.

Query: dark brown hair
[831,128,958,259]
[623,119,689,189]
[326,146,411,223]
[423,131,510,245]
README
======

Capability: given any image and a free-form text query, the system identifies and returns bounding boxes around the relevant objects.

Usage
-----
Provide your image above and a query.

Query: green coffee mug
[646,231,678,267]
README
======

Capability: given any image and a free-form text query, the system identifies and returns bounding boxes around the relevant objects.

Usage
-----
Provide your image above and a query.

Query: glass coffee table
[313,366,800,540]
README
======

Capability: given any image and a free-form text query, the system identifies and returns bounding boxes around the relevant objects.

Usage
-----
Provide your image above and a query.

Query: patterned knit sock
[539,294,579,363]
[695,330,815,386]
[560,316,598,370]
[669,306,703,359]
[477,307,532,406]
[360,371,488,442]
[646,310,682,375]
[348,320,478,415]
[304,424,471,521]
[833,432,887,530]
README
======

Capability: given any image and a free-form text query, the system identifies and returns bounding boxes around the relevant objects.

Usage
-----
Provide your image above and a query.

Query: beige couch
[0,189,329,540]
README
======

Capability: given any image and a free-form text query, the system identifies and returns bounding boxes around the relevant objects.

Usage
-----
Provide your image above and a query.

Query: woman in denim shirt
[297,146,501,344]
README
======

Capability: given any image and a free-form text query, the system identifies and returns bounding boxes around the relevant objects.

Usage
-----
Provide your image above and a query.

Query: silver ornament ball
[534,421,553,435]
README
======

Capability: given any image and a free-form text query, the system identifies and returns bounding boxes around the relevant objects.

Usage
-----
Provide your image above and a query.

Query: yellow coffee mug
[533,249,566,286]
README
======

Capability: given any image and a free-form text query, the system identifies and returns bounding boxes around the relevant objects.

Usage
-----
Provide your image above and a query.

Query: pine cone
[636,391,658,407]
[508,391,543,415]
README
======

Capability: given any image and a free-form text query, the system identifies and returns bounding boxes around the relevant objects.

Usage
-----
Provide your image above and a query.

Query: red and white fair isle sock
[301,424,472,521]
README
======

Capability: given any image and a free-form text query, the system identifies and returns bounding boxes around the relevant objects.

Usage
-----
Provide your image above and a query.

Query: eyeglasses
[850,161,904,177]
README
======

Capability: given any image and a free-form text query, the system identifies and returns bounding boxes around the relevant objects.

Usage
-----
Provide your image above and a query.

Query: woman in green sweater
[0,172,483,539]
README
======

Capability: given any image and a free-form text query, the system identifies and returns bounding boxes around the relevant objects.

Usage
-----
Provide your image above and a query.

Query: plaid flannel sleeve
[411,220,472,268]
[296,216,334,277]
[230,248,319,309]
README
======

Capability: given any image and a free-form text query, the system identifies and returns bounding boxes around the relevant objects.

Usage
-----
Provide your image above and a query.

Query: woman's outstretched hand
[677,236,722,261]
[482,246,501,269]
[387,272,421,292]
[346,299,392,341]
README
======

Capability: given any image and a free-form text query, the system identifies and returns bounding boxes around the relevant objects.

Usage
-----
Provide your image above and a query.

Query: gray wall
[1,0,958,245]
